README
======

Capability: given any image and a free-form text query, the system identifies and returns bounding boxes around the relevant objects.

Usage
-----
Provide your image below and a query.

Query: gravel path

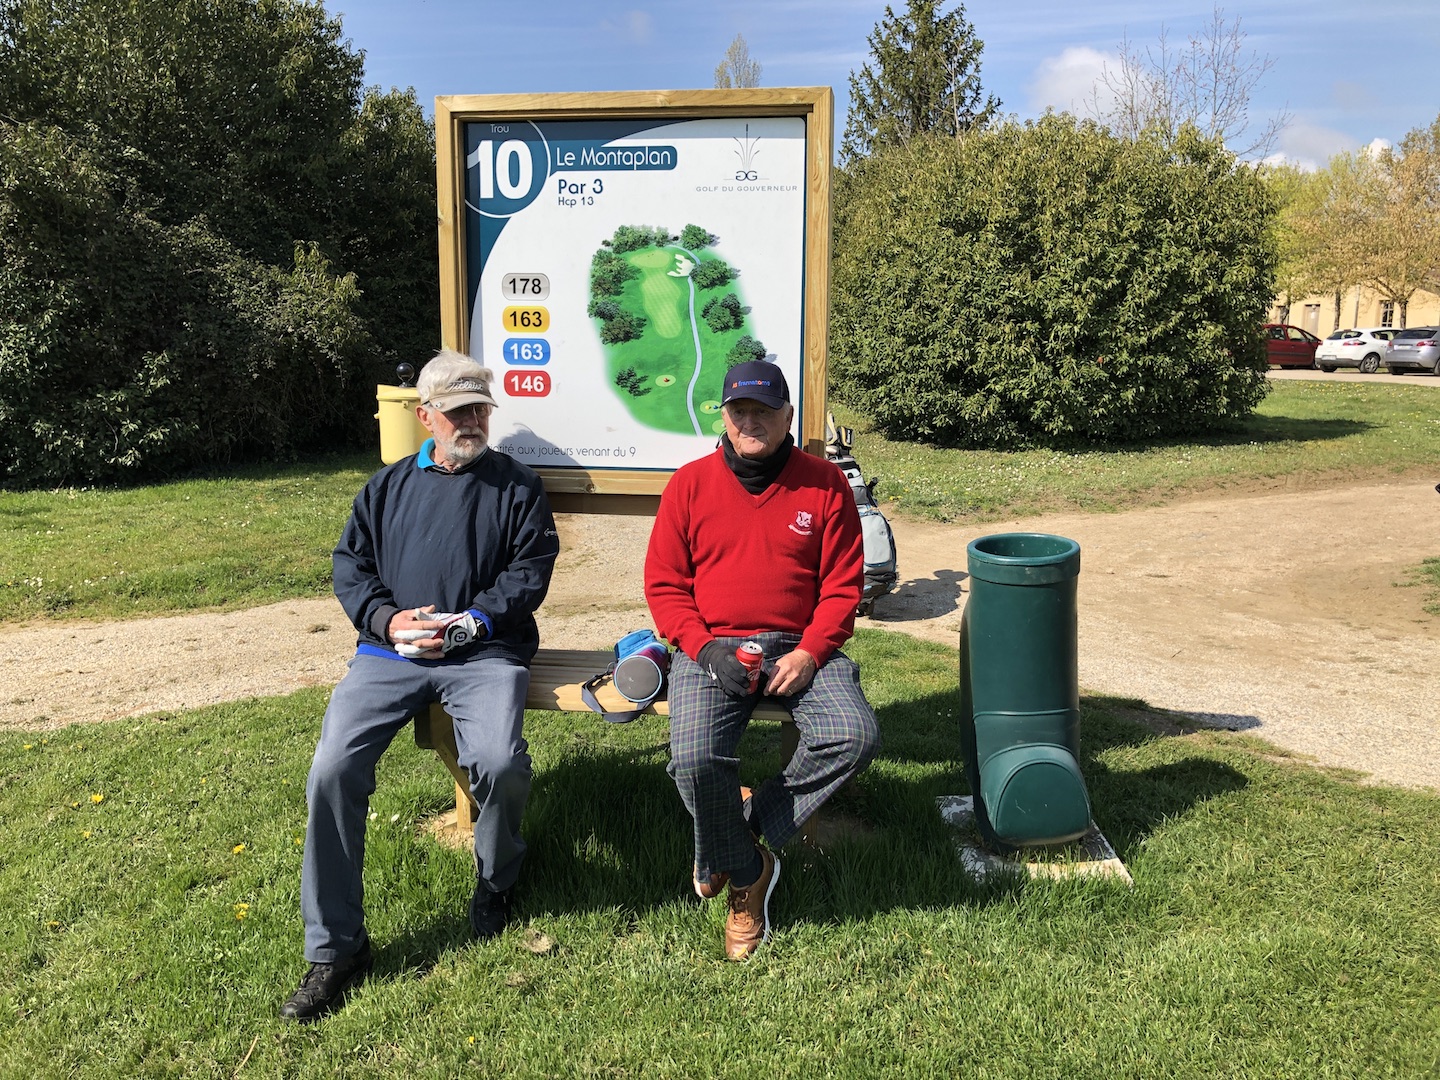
[2,476,1436,792]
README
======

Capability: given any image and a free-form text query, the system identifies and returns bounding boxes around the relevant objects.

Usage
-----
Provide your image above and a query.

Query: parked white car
[1313,327,1400,373]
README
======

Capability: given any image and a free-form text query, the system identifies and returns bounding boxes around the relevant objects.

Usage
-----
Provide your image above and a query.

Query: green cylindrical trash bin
[959,533,1091,851]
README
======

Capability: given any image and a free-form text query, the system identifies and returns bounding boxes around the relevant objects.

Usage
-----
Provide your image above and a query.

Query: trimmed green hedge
[830,118,1275,447]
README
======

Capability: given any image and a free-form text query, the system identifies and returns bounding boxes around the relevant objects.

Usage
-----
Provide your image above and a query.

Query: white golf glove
[392,611,484,657]
[434,610,483,653]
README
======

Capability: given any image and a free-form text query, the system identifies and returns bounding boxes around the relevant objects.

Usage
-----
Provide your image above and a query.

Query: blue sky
[330,1,1438,169]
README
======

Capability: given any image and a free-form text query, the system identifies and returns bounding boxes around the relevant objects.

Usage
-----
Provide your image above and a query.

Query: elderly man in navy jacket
[281,350,559,1022]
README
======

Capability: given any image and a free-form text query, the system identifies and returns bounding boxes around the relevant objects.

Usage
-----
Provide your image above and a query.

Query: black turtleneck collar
[721,432,794,494]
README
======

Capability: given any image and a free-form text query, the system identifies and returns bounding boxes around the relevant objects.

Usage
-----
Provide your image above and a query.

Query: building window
[1302,304,1320,333]
[1380,301,1394,327]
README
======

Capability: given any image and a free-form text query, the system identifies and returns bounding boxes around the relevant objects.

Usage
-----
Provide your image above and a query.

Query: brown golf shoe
[724,845,780,960]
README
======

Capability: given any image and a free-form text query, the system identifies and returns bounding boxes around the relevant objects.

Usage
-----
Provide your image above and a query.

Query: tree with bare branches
[714,34,761,89]
[1087,4,1290,161]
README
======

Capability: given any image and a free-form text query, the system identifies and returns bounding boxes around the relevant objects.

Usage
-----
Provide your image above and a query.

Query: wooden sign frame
[434,88,833,510]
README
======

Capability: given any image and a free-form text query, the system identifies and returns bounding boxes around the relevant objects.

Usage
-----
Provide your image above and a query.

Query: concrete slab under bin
[938,795,1133,886]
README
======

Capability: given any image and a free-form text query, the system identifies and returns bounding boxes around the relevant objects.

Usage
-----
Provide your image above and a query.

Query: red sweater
[644,447,864,665]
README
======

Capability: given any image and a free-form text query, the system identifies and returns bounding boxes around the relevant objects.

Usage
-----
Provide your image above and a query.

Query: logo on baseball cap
[720,360,790,410]
[418,349,499,412]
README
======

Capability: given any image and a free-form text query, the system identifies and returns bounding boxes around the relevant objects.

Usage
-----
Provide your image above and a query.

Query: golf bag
[825,413,898,616]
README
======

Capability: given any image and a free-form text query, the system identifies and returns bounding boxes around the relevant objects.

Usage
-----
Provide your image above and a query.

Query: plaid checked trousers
[667,632,880,881]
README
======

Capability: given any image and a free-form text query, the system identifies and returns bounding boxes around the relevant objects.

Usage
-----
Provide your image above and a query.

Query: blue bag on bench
[581,629,671,723]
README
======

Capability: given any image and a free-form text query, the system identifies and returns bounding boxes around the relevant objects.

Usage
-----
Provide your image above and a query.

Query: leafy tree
[714,34,762,89]
[702,293,743,333]
[1086,4,1289,161]
[0,123,373,484]
[0,0,437,485]
[1279,153,1379,331]
[588,298,622,320]
[841,0,1000,165]
[1369,118,1440,326]
[599,312,646,345]
[614,367,652,397]
[590,251,638,296]
[608,224,670,253]
[1263,164,1322,324]
[691,260,734,289]
[831,117,1274,448]
[727,335,767,363]
[329,86,441,368]
[681,224,714,249]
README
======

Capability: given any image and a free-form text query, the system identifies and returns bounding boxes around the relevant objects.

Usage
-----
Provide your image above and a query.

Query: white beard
[437,431,488,469]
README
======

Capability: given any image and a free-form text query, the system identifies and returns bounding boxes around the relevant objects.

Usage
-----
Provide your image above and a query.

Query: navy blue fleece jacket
[333,442,560,664]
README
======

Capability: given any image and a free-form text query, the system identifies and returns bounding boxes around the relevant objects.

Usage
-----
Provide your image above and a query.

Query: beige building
[1271,285,1440,333]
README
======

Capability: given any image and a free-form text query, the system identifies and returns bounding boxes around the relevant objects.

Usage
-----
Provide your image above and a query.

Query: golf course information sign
[435,89,834,497]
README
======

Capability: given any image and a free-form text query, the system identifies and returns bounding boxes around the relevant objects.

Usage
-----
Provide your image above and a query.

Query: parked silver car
[1314,327,1399,373]
[1384,327,1440,374]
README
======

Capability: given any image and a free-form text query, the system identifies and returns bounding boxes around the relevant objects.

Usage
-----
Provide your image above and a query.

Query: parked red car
[1261,324,1322,367]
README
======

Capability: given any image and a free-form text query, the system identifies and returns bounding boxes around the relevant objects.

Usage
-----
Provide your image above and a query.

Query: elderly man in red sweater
[644,359,881,960]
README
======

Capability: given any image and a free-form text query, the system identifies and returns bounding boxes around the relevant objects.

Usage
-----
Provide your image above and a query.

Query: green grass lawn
[0,453,372,622]
[835,379,1440,521]
[1,631,1436,1077]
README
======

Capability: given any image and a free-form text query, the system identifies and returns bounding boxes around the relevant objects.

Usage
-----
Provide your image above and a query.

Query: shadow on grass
[377,681,1251,967]
[1077,696,1251,857]
[509,725,1017,930]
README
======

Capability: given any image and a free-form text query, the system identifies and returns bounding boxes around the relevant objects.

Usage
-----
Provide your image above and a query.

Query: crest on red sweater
[788,510,814,536]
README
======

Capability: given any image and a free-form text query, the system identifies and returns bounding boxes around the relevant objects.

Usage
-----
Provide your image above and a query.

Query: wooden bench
[413,647,797,831]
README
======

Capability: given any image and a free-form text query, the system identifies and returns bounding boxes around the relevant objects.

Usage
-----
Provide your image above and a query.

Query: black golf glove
[697,640,753,699]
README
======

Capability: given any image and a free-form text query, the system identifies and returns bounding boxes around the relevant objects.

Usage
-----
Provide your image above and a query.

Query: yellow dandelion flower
[81,830,91,838]
[467,1036,476,1045]
[232,843,246,854]
[90,793,104,804]
[23,744,33,751]
[46,921,60,930]
[234,903,250,921]
[70,801,80,809]
[294,837,304,846]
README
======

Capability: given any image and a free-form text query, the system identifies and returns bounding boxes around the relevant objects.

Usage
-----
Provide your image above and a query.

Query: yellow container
[375,384,429,464]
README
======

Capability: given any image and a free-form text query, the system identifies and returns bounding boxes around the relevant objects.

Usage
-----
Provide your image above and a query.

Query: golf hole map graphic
[459,113,808,473]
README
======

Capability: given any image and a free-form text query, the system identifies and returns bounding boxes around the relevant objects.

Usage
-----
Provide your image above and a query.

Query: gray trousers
[667,633,881,883]
[301,652,530,963]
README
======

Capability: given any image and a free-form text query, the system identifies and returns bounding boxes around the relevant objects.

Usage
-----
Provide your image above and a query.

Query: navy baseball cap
[720,360,790,409]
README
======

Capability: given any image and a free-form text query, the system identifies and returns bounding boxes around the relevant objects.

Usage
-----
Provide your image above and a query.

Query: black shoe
[279,940,373,1022]
[469,881,515,940]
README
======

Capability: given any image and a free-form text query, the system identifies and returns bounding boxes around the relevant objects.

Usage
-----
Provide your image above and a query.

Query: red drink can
[736,641,764,692]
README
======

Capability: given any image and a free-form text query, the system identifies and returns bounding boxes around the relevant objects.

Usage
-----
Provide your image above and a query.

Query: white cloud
[1269,120,1385,171]
[600,9,653,44]
[1026,46,1112,117]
